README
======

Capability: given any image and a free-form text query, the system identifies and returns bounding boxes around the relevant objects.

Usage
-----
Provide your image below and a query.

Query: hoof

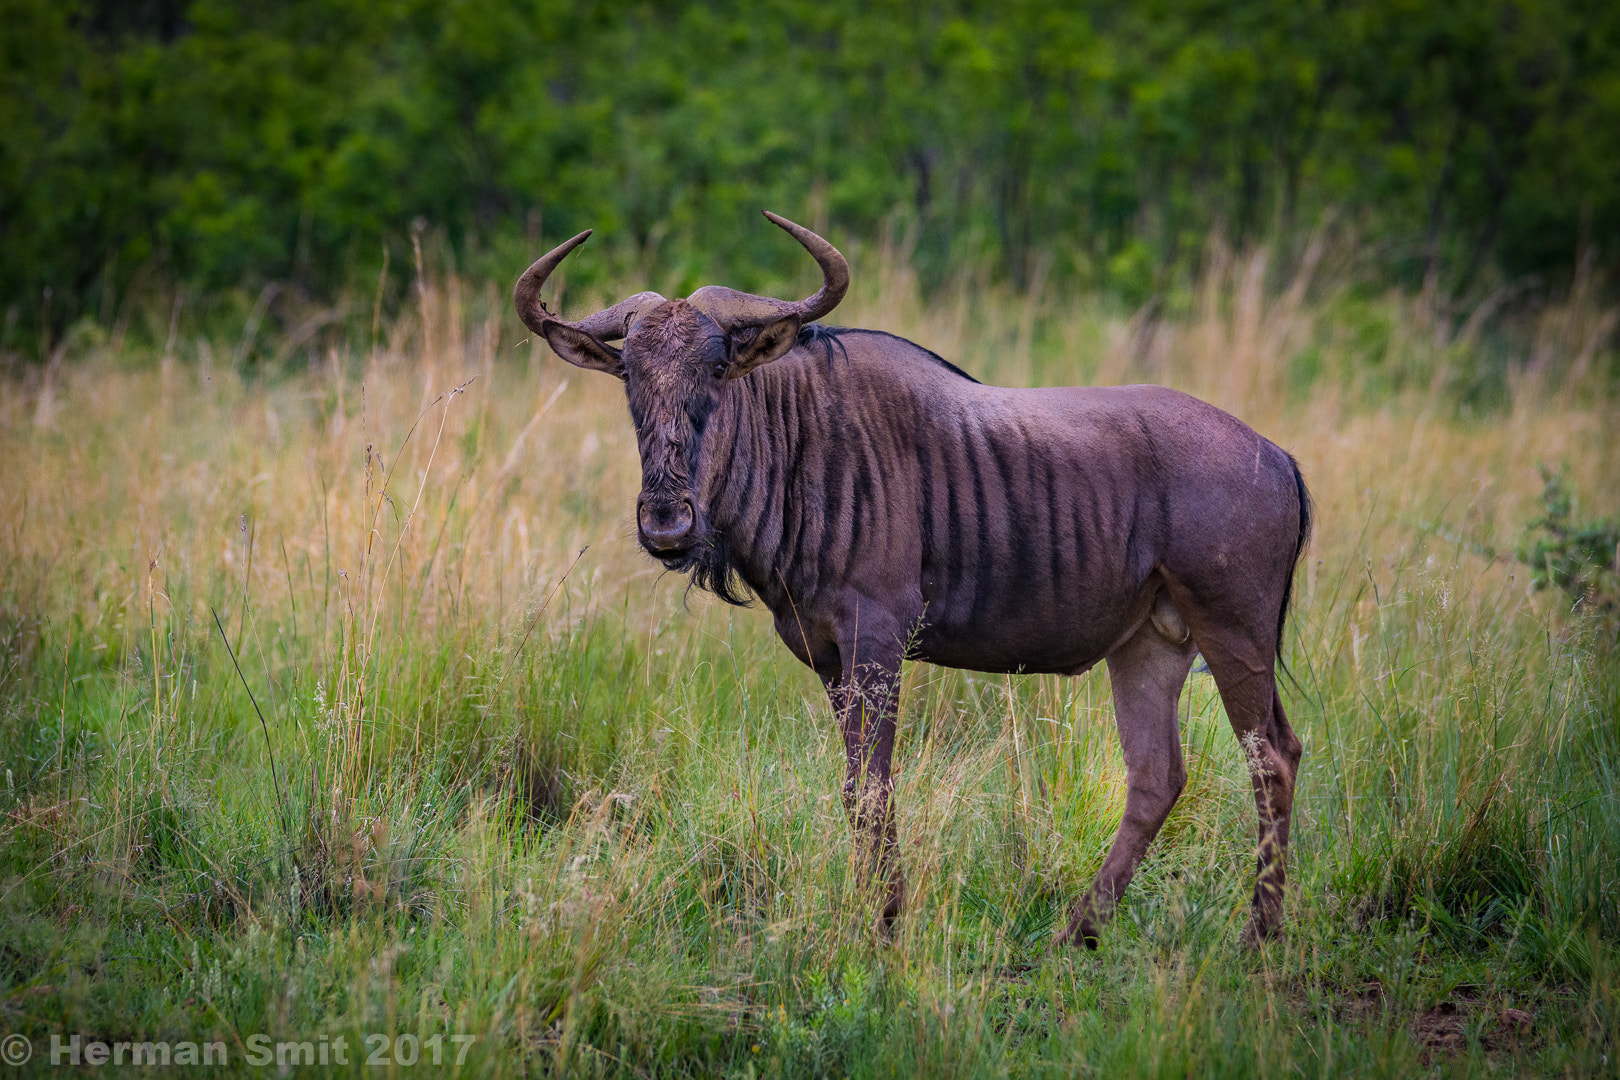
[1055,919,1101,950]
[1240,916,1282,949]
[866,880,904,943]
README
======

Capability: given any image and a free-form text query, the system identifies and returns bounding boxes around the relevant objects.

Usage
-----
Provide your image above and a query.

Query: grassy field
[1,244,1617,1077]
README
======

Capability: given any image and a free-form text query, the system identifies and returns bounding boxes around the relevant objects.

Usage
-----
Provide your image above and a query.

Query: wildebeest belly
[911,563,1150,675]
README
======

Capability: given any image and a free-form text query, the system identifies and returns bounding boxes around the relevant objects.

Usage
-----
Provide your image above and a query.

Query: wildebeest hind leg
[1058,618,1196,947]
[1183,627,1301,946]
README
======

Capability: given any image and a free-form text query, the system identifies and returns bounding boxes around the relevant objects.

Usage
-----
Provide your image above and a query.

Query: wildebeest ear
[541,322,625,379]
[725,316,801,380]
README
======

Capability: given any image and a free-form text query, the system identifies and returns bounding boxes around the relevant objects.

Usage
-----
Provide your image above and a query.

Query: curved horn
[764,211,848,324]
[513,230,592,336]
[513,230,666,341]
[574,292,667,342]
[686,211,849,330]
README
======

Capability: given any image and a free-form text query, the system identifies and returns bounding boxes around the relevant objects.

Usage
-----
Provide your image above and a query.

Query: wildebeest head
[513,212,848,568]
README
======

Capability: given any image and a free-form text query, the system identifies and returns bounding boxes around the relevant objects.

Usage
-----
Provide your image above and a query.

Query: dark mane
[796,325,980,383]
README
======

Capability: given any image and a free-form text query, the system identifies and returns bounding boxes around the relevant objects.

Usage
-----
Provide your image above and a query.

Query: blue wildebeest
[514,213,1311,945]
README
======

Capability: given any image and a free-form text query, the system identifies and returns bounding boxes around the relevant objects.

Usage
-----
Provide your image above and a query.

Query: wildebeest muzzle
[636,494,698,556]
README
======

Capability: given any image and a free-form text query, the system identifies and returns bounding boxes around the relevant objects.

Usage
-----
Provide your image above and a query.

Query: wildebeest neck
[696,350,873,614]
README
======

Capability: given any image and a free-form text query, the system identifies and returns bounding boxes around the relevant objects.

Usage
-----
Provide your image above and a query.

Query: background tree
[3,0,1619,353]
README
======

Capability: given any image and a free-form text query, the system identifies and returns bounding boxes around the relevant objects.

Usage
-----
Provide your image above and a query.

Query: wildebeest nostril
[638,498,695,550]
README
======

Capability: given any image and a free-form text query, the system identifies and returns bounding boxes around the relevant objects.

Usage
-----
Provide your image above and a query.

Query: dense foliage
[5,0,1620,347]
[1518,467,1620,619]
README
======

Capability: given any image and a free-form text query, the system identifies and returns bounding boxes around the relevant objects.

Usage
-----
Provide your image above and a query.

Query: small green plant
[1517,466,1620,619]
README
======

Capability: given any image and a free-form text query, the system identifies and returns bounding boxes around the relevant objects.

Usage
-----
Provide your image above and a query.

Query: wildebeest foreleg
[1058,619,1196,947]
[823,649,905,934]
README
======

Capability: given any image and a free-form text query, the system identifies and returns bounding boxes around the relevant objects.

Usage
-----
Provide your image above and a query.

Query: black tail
[1276,453,1313,671]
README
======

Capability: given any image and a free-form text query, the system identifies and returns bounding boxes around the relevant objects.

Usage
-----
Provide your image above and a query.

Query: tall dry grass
[0,236,1616,1077]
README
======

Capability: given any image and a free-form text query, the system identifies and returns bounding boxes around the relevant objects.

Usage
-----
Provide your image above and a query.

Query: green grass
[0,262,1616,1076]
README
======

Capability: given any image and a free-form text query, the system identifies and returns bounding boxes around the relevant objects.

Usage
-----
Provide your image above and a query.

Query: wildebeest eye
[687,398,714,435]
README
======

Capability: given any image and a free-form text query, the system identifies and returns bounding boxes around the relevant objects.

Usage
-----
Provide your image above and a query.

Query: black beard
[668,530,753,607]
